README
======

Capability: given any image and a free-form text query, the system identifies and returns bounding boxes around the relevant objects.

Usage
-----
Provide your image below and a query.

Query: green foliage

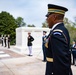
[27,24,35,27]
[0,11,18,45]
[42,21,48,28]
[16,17,26,27]
[42,17,76,44]
[64,17,76,44]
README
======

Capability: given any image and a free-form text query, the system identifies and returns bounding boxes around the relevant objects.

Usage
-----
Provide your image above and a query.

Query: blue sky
[0,0,76,27]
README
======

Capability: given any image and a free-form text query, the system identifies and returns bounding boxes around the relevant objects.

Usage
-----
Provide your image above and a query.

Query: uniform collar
[51,22,62,30]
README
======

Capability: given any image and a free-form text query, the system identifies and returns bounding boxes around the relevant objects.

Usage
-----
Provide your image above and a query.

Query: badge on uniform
[53,32,62,35]
[45,39,49,48]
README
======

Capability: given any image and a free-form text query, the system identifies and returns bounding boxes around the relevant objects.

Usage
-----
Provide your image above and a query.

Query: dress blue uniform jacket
[27,35,34,46]
[42,35,47,61]
[45,23,72,75]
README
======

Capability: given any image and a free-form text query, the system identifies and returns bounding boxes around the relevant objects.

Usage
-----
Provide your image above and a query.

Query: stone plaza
[0,46,76,75]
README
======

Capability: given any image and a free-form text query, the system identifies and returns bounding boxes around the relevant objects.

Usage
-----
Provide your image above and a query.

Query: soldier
[45,4,73,75]
[42,31,47,62]
[7,34,10,48]
[27,32,34,56]
[71,41,76,65]
[1,35,4,46]
[4,35,7,47]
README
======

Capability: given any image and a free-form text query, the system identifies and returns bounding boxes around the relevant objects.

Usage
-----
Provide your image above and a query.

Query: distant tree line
[64,17,76,44]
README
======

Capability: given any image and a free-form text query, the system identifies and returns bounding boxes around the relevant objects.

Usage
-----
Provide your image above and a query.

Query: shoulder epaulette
[53,29,68,44]
[53,29,63,32]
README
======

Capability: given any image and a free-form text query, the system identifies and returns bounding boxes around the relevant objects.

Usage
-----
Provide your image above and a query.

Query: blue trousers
[72,50,76,65]
[42,44,46,61]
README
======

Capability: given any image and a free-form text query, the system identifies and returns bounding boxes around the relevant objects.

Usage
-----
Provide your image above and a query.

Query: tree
[42,17,76,44]
[0,11,18,44]
[64,17,76,44]
[27,24,35,27]
[42,21,48,28]
[16,17,26,27]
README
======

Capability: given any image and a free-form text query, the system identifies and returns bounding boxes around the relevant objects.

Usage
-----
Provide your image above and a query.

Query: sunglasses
[46,13,54,17]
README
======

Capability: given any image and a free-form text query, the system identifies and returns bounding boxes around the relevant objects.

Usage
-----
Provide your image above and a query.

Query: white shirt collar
[51,22,62,30]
